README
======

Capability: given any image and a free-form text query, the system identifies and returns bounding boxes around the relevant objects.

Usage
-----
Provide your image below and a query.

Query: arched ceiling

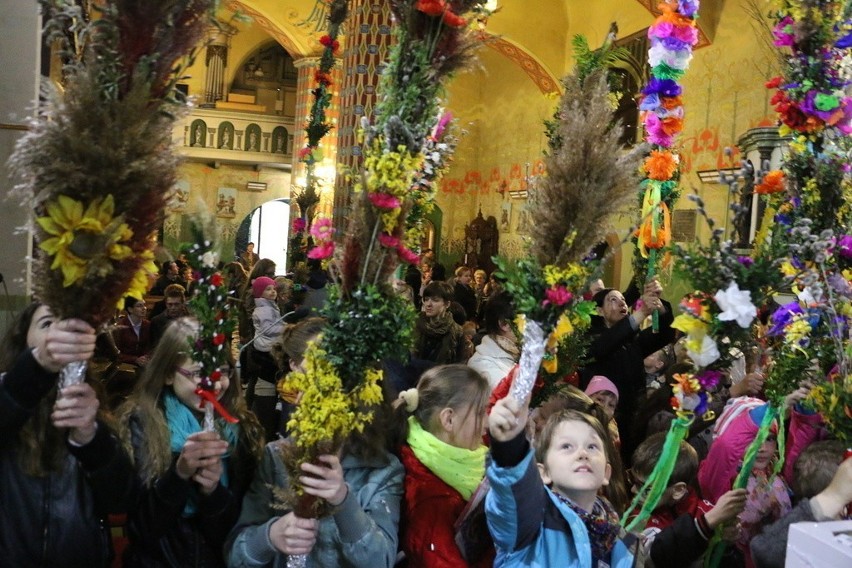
[229,1,723,88]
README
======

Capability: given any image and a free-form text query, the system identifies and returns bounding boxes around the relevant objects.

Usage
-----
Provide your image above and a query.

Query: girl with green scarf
[396,364,495,567]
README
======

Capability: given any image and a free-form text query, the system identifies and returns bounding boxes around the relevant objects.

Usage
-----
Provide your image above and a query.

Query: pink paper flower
[397,246,420,265]
[544,286,573,307]
[292,218,307,233]
[378,233,400,248]
[310,217,334,242]
[307,242,335,260]
[368,192,401,210]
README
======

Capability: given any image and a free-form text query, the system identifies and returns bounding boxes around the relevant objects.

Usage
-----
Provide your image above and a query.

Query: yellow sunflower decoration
[36,194,134,287]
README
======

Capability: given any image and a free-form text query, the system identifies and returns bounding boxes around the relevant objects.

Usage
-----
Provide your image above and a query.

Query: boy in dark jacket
[630,433,747,568]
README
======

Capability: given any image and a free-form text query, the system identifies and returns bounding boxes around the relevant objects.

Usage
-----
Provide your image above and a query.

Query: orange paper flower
[661,96,683,110]
[644,150,678,181]
[755,170,786,194]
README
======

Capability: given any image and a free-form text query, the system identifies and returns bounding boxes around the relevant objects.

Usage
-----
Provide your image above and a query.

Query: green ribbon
[704,404,779,568]
[622,415,693,530]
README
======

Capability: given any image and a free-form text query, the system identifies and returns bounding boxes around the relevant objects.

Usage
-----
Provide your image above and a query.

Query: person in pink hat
[249,276,285,441]
[585,375,621,448]
[585,375,619,418]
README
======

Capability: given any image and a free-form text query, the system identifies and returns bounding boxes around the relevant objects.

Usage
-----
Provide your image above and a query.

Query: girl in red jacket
[395,365,495,567]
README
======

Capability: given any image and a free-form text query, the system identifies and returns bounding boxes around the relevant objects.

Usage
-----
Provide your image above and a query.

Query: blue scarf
[163,390,239,517]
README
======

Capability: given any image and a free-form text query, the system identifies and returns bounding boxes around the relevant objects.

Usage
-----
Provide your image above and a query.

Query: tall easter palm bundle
[496,34,645,405]
[10,0,213,330]
[282,2,489,529]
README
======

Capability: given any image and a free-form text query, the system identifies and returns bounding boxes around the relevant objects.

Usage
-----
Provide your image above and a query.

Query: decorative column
[293,56,343,216]
[332,0,394,223]
[202,21,238,107]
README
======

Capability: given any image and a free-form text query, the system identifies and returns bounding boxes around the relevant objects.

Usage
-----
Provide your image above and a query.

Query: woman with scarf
[412,281,471,365]
[467,292,518,389]
[116,318,264,567]
[395,365,494,567]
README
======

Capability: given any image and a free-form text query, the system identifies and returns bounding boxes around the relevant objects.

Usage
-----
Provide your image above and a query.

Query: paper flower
[310,217,335,242]
[837,235,852,258]
[714,281,757,328]
[644,150,679,180]
[397,245,420,265]
[543,285,573,307]
[36,194,133,287]
[755,170,786,194]
[201,251,218,268]
[307,242,335,260]
[687,334,721,367]
[367,192,402,210]
[768,301,803,336]
[378,233,400,248]
[292,217,307,233]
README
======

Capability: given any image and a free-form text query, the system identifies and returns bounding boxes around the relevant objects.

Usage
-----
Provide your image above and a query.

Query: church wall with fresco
[437,1,782,291]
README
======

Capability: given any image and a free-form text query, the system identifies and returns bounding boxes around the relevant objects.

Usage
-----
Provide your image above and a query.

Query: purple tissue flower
[678,0,699,18]
[768,302,803,336]
[696,369,723,390]
[737,256,754,267]
[837,235,852,258]
[642,78,682,98]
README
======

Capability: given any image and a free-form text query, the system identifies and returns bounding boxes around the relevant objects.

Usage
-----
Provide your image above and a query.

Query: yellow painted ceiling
[229,1,724,82]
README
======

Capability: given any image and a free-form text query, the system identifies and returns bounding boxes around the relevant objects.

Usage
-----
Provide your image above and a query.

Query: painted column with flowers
[288,1,348,274]
[10,0,214,386]
[633,0,700,331]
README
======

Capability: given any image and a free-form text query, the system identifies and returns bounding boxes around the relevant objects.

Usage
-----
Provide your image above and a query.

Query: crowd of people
[1,247,849,568]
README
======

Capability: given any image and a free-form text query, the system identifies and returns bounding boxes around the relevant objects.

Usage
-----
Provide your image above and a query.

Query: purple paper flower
[737,256,754,267]
[649,21,674,40]
[768,302,803,336]
[654,36,692,52]
[696,369,723,390]
[642,78,683,98]
[838,235,852,258]
[678,0,699,18]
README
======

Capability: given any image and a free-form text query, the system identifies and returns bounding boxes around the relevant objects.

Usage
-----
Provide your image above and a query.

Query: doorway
[236,198,291,274]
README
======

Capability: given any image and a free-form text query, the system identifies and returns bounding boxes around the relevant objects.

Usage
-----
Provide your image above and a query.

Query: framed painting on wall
[216,187,237,218]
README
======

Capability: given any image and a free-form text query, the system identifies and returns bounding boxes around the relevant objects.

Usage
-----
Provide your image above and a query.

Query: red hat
[252,276,276,298]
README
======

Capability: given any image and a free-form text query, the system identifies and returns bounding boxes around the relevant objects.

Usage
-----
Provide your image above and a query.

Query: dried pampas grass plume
[529,69,645,267]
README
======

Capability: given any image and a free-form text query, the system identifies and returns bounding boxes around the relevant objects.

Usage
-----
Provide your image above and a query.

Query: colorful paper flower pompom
[308,242,335,260]
[319,34,340,52]
[644,150,679,181]
[368,192,402,210]
[397,245,420,265]
[837,235,852,259]
[378,233,400,248]
[755,170,786,194]
[310,217,335,242]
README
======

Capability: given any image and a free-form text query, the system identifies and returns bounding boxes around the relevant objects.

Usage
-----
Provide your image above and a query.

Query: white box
[786,520,852,567]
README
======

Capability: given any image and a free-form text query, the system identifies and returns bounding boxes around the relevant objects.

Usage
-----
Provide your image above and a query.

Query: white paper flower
[714,281,757,328]
[687,335,721,367]
[201,251,218,269]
